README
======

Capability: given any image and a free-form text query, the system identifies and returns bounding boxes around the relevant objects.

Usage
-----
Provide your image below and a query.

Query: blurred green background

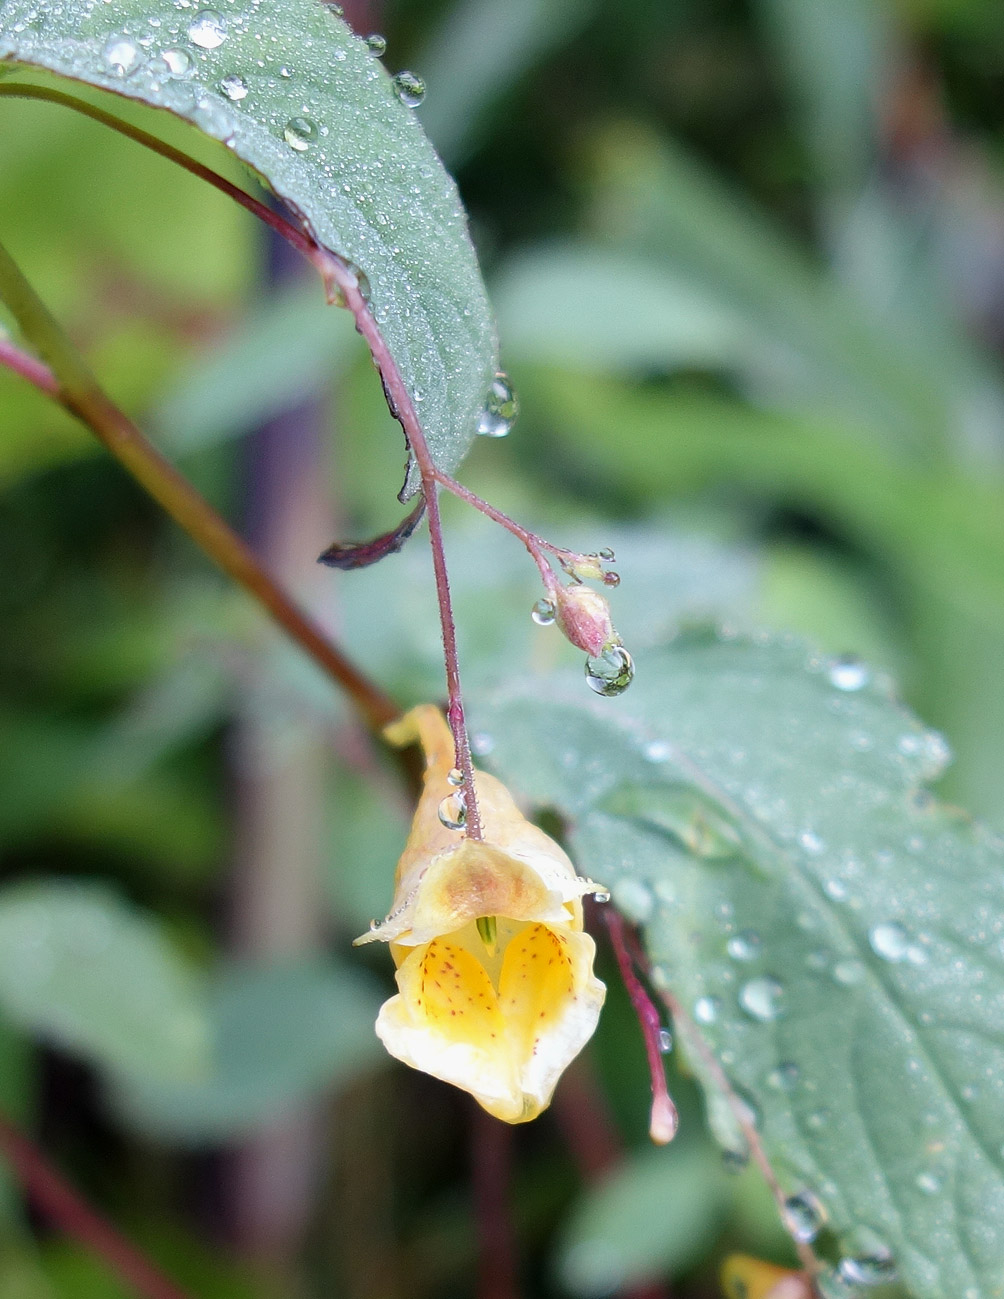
[3,0,1004,1294]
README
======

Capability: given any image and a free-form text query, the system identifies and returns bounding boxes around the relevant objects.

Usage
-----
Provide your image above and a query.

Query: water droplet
[531,598,556,626]
[642,739,672,763]
[833,958,864,985]
[916,1170,941,1194]
[799,829,825,854]
[471,732,494,757]
[598,547,616,561]
[104,36,144,75]
[658,1028,673,1053]
[726,930,761,962]
[869,921,909,962]
[829,656,871,692]
[739,975,784,1022]
[392,70,426,107]
[284,116,319,151]
[365,33,386,55]
[585,643,634,697]
[159,47,195,77]
[824,877,848,901]
[783,1191,828,1243]
[476,371,518,437]
[693,995,721,1025]
[838,1253,897,1286]
[278,65,293,78]
[767,1061,799,1091]
[447,767,464,787]
[188,9,228,49]
[438,793,466,830]
[220,72,248,100]
[592,888,611,904]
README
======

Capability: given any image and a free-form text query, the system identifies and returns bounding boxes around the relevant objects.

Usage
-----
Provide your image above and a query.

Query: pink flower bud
[555,585,617,656]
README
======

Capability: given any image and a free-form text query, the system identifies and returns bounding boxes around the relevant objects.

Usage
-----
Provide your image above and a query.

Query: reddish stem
[604,909,678,1145]
[0,1114,192,1299]
[432,469,558,586]
[0,336,59,394]
[0,84,344,302]
[471,1108,518,1299]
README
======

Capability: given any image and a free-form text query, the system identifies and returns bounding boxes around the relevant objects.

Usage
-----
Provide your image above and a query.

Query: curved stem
[0,83,344,301]
[0,253,397,735]
[0,1113,192,1299]
[432,467,563,585]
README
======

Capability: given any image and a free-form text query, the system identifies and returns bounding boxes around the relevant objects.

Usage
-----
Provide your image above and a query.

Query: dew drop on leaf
[158,47,194,77]
[476,372,518,437]
[726,929,761,962]
[365,33,386,55]
[392,70,425,107]
[220,72,248,100]
[783,1190,828,1243]
[828,656,870,692]
[187,9,228,49]
[284,115,319,151]
[103,35,143,75]
[738,975,785,1021]
[693,995,721,1025]
[868,921,909,962]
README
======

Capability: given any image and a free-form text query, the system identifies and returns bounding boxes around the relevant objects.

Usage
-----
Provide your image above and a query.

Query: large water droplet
[438,793,466,830]
[739,975,784,1021]
[585,643,634,697]
[104,35,144,75]
[393,70,426,107]
[476,371,519,437]
[531,598,556,626]
[727,930,761,962]
[783,1191,828,1243]
[447,767,464,787]
[693,995,721,1025]
[869,921,909,962]
[188,9,228,48]
[158,47,194,77]
[284,116,319,151]
[829,655,870,692]
[658,1027,673,1053]
[366,33,386,55]
[220,72,248,100]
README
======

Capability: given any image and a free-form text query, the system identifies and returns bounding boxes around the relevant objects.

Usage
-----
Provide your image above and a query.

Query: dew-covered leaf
[113,959,385,1140]
[0,0,498,494]
[0,880,209,1080]
[475,632,1004,1298]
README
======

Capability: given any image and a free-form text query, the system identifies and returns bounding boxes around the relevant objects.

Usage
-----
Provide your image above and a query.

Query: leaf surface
[0,880,209,1080]
[475,633,1004,1297]
[0,0,498,493]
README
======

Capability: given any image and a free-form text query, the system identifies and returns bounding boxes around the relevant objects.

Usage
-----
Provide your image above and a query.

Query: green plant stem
[0,242,397,734]
[0,1113,192,1299]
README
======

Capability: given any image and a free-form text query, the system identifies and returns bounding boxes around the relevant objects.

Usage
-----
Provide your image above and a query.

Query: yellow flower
[356,705,606,1123]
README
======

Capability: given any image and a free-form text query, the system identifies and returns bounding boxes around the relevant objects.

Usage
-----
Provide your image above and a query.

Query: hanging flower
[356,705,606,1123]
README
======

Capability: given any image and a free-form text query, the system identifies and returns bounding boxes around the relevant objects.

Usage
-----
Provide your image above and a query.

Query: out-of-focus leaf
[416,0,600,164]
[154,279,361,451]
[587,124,953,454]
[493,243,757,374]
[0,0,498,494]
[0,880,209,1081]
[555,1142,728,1295]
[477,632,1004,1297]
[115,959,385,1140]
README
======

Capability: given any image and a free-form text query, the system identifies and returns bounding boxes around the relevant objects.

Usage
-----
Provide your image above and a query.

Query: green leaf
[114,959,385,1140]
[555,1142,729,1295]
[0,0,498,494]
[0,880,209,1081]
[476,632,1004,1297]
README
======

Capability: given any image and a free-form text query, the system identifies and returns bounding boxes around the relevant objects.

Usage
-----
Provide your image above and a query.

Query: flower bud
[555,584,617,656]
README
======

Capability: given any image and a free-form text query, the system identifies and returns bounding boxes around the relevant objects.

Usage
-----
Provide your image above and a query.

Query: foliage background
[3,0,1004,1295]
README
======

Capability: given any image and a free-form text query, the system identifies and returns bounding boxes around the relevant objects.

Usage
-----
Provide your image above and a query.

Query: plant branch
[0,1113,192,1299]
[0,249,397,734]
[0,83,345,301]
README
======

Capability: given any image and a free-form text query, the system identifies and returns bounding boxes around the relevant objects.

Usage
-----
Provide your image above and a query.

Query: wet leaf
[477,632,1004,1298]
[0,0,497,494]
